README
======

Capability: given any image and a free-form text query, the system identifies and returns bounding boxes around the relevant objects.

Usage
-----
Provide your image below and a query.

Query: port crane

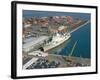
[61,40,78,64]
[68,40,78,57]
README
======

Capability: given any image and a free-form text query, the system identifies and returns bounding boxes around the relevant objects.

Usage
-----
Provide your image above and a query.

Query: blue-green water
[23,10,90,20]
[23,10,91,58]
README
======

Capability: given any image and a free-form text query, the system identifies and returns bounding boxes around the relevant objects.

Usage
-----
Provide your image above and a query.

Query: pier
[70,20,90,34]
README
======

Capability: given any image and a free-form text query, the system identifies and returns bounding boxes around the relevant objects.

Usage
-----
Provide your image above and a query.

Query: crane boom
[69,41,78,57]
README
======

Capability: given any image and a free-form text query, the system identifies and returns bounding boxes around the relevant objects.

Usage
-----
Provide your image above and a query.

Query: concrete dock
[46,54,90,67]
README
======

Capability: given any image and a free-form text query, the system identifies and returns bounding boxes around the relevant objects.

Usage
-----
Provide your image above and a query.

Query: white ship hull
[43,33,71,52]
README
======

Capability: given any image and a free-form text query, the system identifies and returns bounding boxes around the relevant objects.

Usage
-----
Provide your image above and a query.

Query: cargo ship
[43,32,71,52]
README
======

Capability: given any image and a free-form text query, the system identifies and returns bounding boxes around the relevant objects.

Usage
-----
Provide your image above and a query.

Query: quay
[46,54,90,67]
